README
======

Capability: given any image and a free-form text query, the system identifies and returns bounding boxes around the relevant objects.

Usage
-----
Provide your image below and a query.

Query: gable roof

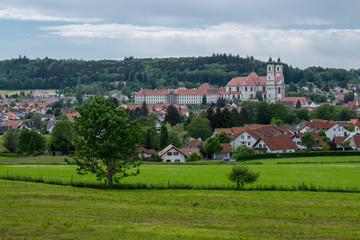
[159,144,200,157]
[260,135,298,150]
[351,135,360,148]
[216,143,231,153]
[280,97,307,107]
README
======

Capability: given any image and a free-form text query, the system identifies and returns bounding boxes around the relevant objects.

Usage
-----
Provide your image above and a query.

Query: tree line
[1,55,359,96]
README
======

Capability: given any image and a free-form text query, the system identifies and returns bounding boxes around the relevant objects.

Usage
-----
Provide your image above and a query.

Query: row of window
[167,152,179,156]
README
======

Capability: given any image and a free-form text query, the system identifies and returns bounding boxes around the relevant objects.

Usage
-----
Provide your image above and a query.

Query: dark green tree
[31,114,42,129]
[48,117,75,153]
[160,124,169,148]
[186,116,212,140]
[66,96,143,186]
[3,129,20,152]
[18,129,46,156]
[164,105,182,126]
[214,130,232,143]
[239,107,250,125]
[295,100,302,109]
[255,92,263,101]
[300,132,316,151]
[204,137,223,159]
[227,165,260,189]
[141,101,149,117]
[202,95,207,105]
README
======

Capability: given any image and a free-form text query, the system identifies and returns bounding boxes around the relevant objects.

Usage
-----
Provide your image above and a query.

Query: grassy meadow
[1,155,360,190]
[0,89,57,96]
[1,180,360,240]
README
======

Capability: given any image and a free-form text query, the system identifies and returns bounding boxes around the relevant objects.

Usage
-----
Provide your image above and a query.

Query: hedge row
[236,151,360,161]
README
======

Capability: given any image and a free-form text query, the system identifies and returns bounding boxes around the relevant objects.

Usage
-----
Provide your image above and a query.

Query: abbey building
[135,57,285,104]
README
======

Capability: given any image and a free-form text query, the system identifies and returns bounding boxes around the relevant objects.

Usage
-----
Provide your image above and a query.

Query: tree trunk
[106,162,113,186]
[237,181,240,189]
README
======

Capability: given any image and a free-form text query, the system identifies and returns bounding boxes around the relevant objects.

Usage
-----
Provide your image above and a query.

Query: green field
[1,180,360,240]
[1,155,360,190]
[0,89,57,96]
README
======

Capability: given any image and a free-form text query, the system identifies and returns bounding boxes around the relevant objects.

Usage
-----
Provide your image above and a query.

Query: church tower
[266,56,276,103]
[275,57,285,101]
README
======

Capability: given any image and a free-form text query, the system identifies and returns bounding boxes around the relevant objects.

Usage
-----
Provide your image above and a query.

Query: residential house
[325,123,351,139]
[349,135,360,151]
[22,121,41,131]
[213,143,231,159]
[137,147,156,158]
[254,135,298,153]
[1,120,24,130]
[291,132,326,150]
[159,144,200,163]
[47,120,57,133]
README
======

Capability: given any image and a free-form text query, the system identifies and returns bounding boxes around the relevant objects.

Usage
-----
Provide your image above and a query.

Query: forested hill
[0,54,359,94]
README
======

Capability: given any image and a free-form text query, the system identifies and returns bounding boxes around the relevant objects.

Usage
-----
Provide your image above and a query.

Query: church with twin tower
[135,56,286,105]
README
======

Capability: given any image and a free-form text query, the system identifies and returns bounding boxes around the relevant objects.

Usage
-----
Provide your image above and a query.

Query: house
[137,147,156,158]
[325,123,351,139]
[185,139,202,148]
[254,135,298,153]
[1,120,24,129]
[292,132,326,150]
[280,97,308,108]
[213,143,232,160]
[47,120,57,133]
[349,135,360,151]
[159,144,200,163]
[22,121,41,131]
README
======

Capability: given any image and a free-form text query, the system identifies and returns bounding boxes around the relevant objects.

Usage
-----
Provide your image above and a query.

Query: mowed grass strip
[1,155,360,190]
[1,180,360,240]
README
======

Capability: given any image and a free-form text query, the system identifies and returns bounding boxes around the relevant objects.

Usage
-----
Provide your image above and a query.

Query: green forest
[1,54,359,96]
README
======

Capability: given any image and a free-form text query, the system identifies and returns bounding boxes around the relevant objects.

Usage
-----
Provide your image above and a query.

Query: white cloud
[0,7,100,22]
[38,22,360,69]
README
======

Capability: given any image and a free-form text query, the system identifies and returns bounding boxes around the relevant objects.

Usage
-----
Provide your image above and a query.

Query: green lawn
[1,155,360,190]
[1,180,359,239]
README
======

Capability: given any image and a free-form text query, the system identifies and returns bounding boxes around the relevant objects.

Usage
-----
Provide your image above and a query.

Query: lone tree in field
[227,165,260,189]
[66,96,143,186]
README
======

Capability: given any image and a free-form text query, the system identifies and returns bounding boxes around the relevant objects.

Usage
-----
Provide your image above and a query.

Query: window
[264,95,266,99]
[167,152,172,156]
[277,67,279,71]
[166,160,171,163]
[175,159,180,163]
[237,87,239,91]
[250,94,253,98]
[268,67,271,71]
[247,136,251,139]
[245,87,247,91]
[263,86,265,91]
[278,87,281,93]
[173,152,179,156]
[241,135,244,139]
[248,143,250,146]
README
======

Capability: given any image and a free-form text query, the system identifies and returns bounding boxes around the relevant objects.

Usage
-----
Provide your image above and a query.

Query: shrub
[227,165,260,189]
[187,152,200,162]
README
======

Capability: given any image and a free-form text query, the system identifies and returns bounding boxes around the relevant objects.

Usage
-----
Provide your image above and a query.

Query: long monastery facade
[135,57,285,104]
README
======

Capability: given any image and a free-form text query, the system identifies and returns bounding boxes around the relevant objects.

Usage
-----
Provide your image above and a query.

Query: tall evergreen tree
[230,108,242,127]
[239,107,250,125]
[295,100,302,109]
[206,107,215,129]
[141,101,149,117]
[160,125,169,148]
[164,105,182,126]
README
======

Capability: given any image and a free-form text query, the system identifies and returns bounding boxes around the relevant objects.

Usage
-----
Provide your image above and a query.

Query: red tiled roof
[281,97,307,106]
[294,132,326,147]
[136,89,171,96]
[333,136,347,145]
[66,113,80,117]
[186,139,202,148]
[178,148,200,157]
[352,135,360,148]
[198,83,214,90]
[3,120,23,126]
[137,147,156,155]
[218,143,231,153]
[306,121,335,130]
[261,135,298,150]
[227,72,267,86]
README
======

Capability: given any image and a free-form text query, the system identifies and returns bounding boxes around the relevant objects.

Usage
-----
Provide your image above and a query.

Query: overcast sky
[1,0,360,69]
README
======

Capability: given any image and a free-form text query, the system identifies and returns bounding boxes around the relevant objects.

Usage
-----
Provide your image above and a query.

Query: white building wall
[231,132,257,149]
[326,124,350,139]
[161,148,186,163]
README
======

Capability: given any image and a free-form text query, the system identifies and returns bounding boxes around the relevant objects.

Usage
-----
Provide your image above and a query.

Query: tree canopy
[67,96,143,186]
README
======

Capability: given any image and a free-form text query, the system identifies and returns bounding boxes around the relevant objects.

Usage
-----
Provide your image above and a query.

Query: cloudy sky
[1,0,360,69]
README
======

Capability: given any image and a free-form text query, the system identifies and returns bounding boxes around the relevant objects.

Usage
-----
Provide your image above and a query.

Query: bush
[187,152,200,162]
[227,165,260,189]
[236,151,360,161]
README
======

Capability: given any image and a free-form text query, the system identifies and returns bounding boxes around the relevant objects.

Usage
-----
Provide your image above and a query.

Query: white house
[254,135,298,153]
[325,123,351,139]
[159,144,199,163]
[349,135,360,151]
